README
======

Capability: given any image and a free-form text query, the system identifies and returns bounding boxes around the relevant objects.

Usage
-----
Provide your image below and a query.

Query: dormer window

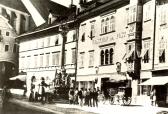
[81,33,85,42]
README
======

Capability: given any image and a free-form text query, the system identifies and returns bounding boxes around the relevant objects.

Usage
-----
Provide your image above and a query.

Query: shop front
[139,76,168,107]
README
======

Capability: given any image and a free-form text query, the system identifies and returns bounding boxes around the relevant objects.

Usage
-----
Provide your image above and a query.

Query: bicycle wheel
[109,96,114,105]
[122,97,131,105]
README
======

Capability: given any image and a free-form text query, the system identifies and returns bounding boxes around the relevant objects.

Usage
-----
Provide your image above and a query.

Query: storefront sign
[93,32,126,44]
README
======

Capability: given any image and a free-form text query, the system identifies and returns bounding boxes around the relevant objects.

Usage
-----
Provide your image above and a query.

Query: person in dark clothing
[40,77,48,104]
[78,88,84,107]
[93,88,98,107]
[88,88,93,107]
[69,88,74,104]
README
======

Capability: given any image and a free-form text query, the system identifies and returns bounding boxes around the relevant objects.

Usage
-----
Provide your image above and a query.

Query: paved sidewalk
[9,98,168,114]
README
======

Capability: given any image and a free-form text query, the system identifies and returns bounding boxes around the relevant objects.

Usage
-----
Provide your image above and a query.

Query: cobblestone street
[0,98,168,114]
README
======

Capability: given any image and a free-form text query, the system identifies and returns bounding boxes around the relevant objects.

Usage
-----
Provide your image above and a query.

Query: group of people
[29,76,52,104]
[68,87,100,107]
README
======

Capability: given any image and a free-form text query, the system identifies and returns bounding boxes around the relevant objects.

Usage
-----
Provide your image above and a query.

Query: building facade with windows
[77,0,143,102]
[139,0,168,106]
[0,0,33,88]
[16,1,77,95]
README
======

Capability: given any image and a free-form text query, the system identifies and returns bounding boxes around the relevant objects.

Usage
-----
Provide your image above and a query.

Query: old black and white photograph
[0,0,168,114]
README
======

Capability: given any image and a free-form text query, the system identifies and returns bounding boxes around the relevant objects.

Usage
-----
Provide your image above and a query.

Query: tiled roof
[29,0,68,21]
[0,0,29,13]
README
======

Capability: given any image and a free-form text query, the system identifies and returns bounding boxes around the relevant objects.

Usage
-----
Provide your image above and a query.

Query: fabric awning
[140,49,148,58]
[139,76,168,85]
[10,75,27,82]
[126,49,134,59]
[159,49,165,57]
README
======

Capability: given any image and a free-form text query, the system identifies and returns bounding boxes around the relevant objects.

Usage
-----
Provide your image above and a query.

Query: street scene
[1,0,168,114]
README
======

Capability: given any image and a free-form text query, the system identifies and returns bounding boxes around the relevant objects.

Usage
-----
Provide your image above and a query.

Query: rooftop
[0,0,29,13]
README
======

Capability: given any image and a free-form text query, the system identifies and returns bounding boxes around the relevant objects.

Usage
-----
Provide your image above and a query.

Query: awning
[159,49,165,57]
[140,49,148,58]
[10,75,27,82]
[139,76,168,85]
[126,49,134,59]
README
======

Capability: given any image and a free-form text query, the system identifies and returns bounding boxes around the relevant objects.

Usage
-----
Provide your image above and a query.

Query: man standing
[78,88,84,107]
[93,88,98,107]
[68,88,74,104]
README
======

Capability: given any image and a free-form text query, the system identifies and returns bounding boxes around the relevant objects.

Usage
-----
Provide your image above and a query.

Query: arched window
[101,19,105,34]
[105,18,109,33]
[100,50,104,65]
[110,16,115,31]
[109,48,113,64]
[106,18,109,33]
[105,49,109,65]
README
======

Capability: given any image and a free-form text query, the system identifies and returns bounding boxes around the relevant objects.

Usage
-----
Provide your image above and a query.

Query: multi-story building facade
[77,0,143,103]
[0,0,34,88]
[16,3,77,95]
[140,0,168,106]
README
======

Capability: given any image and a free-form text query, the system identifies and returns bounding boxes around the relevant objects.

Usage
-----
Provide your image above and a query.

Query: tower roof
[0,0,29,13]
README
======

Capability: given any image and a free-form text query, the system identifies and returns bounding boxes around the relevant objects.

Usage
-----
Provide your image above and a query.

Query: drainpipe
[152,0,157,70]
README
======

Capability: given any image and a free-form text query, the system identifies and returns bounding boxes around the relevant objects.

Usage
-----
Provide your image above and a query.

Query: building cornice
[15,20,75,40]
[77,0,130,22]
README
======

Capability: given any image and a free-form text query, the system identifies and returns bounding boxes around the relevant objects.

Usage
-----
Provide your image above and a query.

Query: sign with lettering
[93,32,126,44]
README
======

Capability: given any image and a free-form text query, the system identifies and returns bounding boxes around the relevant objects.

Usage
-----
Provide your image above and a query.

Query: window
[79,52,85,68]
[101,19,105,34]
[6,32,9,36]
[110,16,115,31]
[55,35,59,45]
[13,44,17,53]
[105,49,109,65]
[127,44,134,63]
[72,48,76,64]
[144,50,149,63]
[21,15,26,33]
[5,45,9,51]
[81,33,85,42]
[20,56,25,69]
[52,52,60,65]
[64,51,67,64]
[73,31,76,41]
[159,49,165,63]
[100,47,114,66]
[47,37,50,47]
[46,53,50,67]
[11,12,17,29]
[100,50,104,65]
[26,56,31,68]
[90,22,95,39]
[126,8,129,26]
[129,6,136,23]
[89,51,94,67]
[142,41,150,63]
[40,54,44,67]
[109,48,114,64]
[81,24,86,42]
[159,38,166,63]
[144,4,151,22]
[160,7,166,25]
[105,18,109,33]
[34,55,38,68]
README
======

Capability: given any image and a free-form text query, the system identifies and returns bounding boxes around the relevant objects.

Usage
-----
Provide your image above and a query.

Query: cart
[109,87,132,105]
